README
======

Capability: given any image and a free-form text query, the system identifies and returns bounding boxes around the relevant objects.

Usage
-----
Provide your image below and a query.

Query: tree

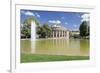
[21,16,52,38]
[37,23,52,38]
[21,24,31,38]
[23,16,40,26]
[79,21,89,37]
[43,23,52,37]
[21,16,40,38]
[39,26,47,38]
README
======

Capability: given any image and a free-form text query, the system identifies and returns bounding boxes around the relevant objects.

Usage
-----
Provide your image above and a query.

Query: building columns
[61,31,63,37]
[65,31,66,37]
[64,31,65,37]
[59,31,60,38]
[53,31,54,38]
[56,30,58,38]
[66,31,69,39]
[64,31,66,37]
[51,30,69,39]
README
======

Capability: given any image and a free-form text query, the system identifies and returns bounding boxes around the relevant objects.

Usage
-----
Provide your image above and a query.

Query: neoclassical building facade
[49,24,69,39]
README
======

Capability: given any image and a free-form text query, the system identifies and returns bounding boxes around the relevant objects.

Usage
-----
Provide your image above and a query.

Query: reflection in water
[21,40,31,53]
[21,39,89,56]
[80,40,89,56]
[69,39,80,56]
[31,40,36,53]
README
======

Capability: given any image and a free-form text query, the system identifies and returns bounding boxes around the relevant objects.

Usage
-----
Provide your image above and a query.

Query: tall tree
[23,16,40,26]
[37,23,52,38]
[21,16,40,38]
[79,21,89,37]
[43,23,52,37]
[21,24,31,38]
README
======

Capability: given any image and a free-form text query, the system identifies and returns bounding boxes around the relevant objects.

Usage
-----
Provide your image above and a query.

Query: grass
[21,54,89,63]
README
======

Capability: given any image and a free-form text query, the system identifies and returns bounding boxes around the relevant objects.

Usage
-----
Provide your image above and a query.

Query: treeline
[21,16,52,39]
[21,16,90,39]
[79,21,90,39]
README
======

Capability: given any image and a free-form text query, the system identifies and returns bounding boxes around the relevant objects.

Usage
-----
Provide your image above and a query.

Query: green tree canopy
[23,16,40,26]
[21,24,31,38]
[43,23,52,37]
[21,17,52,39]
[39,26,47,38]
[37,23,52,38]
[21,16,40,38]
[79,21,89,37]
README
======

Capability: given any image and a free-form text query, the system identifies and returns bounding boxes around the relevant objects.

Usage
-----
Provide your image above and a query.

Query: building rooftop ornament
[51,24,68,31]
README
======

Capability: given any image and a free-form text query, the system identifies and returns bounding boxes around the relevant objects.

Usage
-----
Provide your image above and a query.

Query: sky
[20,9,90,31]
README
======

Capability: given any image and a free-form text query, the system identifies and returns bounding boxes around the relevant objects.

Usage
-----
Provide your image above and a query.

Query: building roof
[51,24,68,31]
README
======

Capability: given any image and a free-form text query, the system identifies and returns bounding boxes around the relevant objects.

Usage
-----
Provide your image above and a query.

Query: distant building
[70,31,80,38]
[49,24,69,39]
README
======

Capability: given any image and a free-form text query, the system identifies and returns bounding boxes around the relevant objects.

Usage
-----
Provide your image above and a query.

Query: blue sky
[20,9,90,31]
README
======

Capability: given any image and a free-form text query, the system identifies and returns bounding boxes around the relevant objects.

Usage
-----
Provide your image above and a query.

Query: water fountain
[31,21,36,53]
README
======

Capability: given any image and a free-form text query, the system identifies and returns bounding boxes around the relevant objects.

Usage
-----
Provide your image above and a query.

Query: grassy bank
[21,54,89,63]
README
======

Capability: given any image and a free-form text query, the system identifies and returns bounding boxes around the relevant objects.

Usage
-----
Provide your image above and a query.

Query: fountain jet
[31,21,36,53]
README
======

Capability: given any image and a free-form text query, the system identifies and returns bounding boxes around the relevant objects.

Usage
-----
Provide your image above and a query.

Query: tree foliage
[43,23,52,37]
[37,23,52,38]
[21,16,40,38]
[79,21,89,37]
[21,24,31,38]
[21,16,52,39]
[23,16,40,26]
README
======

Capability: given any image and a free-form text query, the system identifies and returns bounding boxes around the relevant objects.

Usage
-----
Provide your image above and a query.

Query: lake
[21,39,89,56]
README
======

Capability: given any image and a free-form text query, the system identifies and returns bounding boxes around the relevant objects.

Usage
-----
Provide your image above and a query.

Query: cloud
[73,24,77,28]
[61,17,65,19]
[35,13,40,18]
[65,22,68,25]
[21,10,35,16]
[24,11,35,16]
[48,20,61,24]
[81,14,90,22]
[21,11,41,18]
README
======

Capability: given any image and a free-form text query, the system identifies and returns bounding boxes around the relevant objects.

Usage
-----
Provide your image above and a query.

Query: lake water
[21,39,89,56]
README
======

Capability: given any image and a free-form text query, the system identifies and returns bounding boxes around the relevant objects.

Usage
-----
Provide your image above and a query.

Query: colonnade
[50,30,69,39]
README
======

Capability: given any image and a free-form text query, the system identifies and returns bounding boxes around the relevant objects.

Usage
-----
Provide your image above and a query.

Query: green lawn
[21,54,89,63]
